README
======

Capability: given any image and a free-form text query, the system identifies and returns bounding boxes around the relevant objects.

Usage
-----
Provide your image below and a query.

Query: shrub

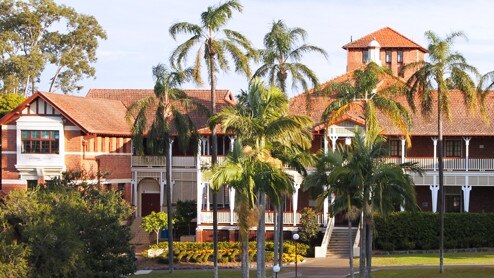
[374,212,494,251]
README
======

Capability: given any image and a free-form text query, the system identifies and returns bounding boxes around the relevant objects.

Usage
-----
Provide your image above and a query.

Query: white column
[400,137,406,164]
[229,136,235,151]
[430,183,439,213]
[330,135,338,153]
[463,137,471,171]
[201,136,208,155]
[196,139,202,224]
[229,187,236,225]
[462,184,472,213]
[322,186,329,227]
[323,129,329,154]
[206,183,210,211]
[432,138,438,171]
[160,172,165,212]
[131,171,138,216]
[292,183,300,226]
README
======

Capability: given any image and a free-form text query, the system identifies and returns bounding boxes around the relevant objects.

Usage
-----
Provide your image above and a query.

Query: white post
[201,136,208,156]
[401,137,406,164]
[196,139,202,224]
[432,138,438,171]
[430,183,439,213]
[132,171,138,217]
[463,137,471,171]
[462,185,471,213]
[229,136,235,150]
[323,128,329,154]
[229,187,235,225]
[160,172,165,212]
[206,183,210,212]
[292,183,300,226]
[322,186,329,227]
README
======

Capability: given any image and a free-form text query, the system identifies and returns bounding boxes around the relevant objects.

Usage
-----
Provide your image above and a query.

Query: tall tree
[400,30,478,274]
[253,20,326,267]
[0,0,106,95]
[302,149,360,278]
[321,62,413,277]
[169,2,256,276]
[254,19,328,95]
[210,78,313,277]
[126,64,205,273]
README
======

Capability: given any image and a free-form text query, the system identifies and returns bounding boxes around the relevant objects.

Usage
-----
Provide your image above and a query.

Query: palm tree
[125,64,205,273]
[477,70,494,121]
[302,148,361,278]
[253,21,326,266]
[400,30,478,273]
[169,2,256,275]
[321,62,412,276]
[254,19,328,95]
[210,78,313,277]
[333,132,419,278]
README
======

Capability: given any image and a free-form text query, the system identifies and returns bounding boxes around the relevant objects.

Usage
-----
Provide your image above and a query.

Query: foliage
[254,19,327,95]
[174,200,197,236]
[0,171,136,277]
[298,207,320,244]
[142,211,170,244]
[148,240,309,264]
[374,212,494,251]
[0,93,25,117]
[0,0,107,95]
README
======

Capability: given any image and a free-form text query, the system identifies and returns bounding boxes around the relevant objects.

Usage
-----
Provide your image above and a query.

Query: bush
[147,240,309,264]
[374,212,494,251]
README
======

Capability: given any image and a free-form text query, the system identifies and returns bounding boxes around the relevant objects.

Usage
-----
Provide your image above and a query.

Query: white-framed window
[397,49,404,63]
[388,139,402,157]
[385,50,392,63]
[362,49,369,63]
[21,130,60,154]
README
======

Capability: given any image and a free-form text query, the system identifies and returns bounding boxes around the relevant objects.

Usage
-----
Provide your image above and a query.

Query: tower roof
[343,27,427,52]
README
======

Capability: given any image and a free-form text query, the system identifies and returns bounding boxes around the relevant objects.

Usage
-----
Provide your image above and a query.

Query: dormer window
[385,50,392,63]
[397,49,403,63]
[21,130,60,154]
[362,49,369,63]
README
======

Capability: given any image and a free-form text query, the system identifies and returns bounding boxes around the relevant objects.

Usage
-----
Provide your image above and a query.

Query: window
[445,140,462,157]
[397,49,403,63]
[388,139,402,157]
[27,180,37,190]
[21,130,59,154]
[362,49,369,63]
[385,50,392,63]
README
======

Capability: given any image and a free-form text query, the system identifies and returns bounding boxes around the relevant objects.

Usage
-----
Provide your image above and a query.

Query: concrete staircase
[327,226,357,258]
[129,217,151,254]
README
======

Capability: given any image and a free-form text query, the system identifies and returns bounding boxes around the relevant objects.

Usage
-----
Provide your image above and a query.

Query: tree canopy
[0,0,107,95]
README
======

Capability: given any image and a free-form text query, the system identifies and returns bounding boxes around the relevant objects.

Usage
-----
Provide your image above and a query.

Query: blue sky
[51,0,494,97]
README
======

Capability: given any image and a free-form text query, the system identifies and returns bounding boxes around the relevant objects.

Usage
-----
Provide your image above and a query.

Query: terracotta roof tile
[40,92,132,136]
[87,89,234,135]
[342,27,427,52]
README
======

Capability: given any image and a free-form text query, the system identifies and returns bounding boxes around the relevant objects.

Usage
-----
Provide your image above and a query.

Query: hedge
[147,241,309,264]
[374,212,494,251]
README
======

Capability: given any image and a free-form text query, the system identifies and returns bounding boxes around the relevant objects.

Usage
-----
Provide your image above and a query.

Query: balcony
[199,210,325,225]
[131,155,227,168]
[385,157,494,171]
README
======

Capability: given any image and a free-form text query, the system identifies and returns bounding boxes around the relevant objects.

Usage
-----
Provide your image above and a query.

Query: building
[1,27,493,244]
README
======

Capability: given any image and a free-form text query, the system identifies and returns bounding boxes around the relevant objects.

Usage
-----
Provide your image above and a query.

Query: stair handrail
[353,218,361,255]
[314,215,335,258]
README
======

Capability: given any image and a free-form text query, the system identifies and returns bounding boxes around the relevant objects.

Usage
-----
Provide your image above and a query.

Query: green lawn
[362,267,494,278]
[362,252,494,266]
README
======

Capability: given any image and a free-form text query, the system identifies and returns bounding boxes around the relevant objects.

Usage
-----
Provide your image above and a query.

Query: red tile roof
[87,89,234,135]
[289,71,494,137]
[342,27,427,52]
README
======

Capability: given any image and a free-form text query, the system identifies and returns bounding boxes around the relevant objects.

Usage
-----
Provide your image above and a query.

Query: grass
[360,252,494,266]
[362,267,494,277]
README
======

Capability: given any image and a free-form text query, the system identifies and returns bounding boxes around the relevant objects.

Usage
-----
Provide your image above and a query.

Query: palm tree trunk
[366,220,373,278]
[347,200,354,278]
[272,208,279,278]
[209,48,220,278]
[166,138,174,273]
[359,198,367,277]
[438,91,445,274]
[256,192,266,278]
[241,229,249,278]
[278,201,284,267]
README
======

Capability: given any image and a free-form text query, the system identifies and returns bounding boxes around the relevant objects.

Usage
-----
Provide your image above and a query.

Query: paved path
[278,257,351,278]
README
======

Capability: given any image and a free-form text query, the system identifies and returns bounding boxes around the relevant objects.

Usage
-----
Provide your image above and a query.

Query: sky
[49,0,494,98]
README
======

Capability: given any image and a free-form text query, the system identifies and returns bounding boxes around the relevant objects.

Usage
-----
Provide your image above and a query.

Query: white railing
[199,211,312,225]
[131,156,196,168]
[199,156,226,168]
[385,157,494,171]
[314,216,335,258]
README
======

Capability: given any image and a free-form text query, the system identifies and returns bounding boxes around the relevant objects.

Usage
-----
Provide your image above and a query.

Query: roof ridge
[342,27,427,52]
